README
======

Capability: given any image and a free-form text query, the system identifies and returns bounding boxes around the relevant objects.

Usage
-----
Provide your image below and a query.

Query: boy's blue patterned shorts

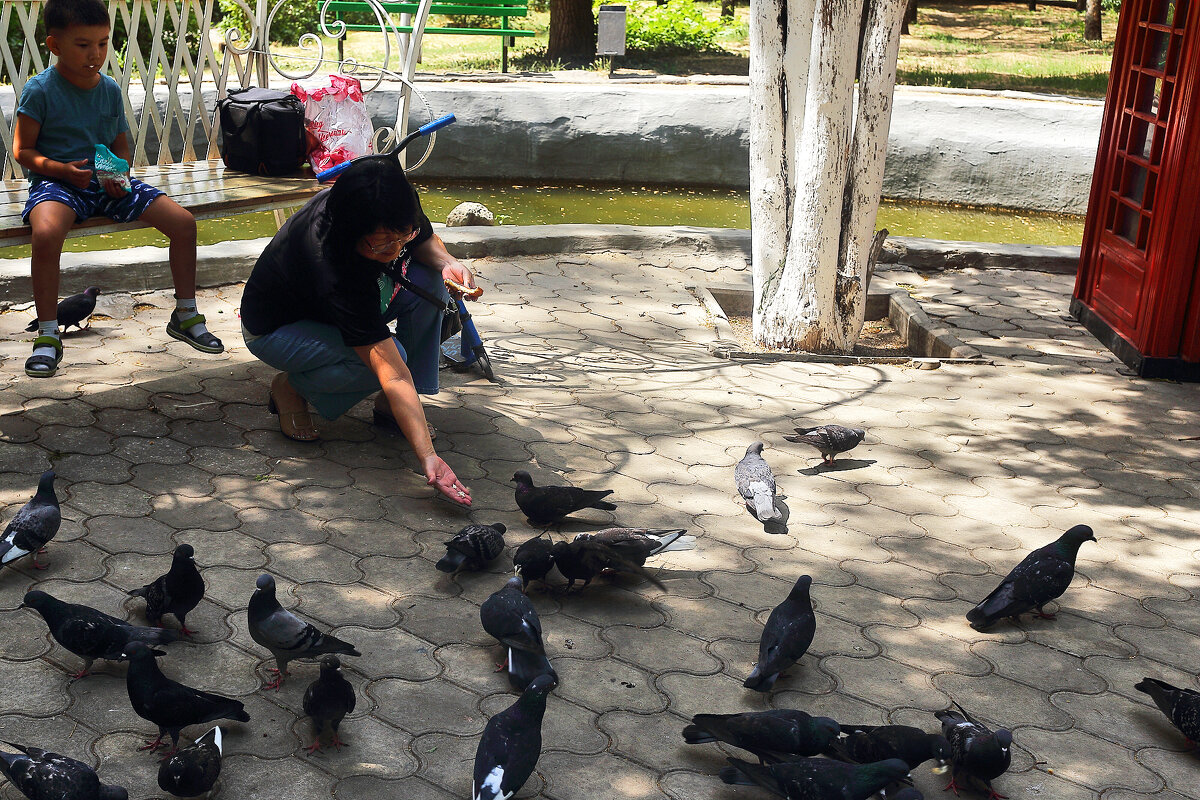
[22,176,164,224]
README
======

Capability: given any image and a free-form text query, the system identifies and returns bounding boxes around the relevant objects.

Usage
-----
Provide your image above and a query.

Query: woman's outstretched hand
[424,454,472,506]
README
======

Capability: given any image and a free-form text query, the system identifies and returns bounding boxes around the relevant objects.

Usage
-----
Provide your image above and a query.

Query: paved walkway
[0,251,1196,800]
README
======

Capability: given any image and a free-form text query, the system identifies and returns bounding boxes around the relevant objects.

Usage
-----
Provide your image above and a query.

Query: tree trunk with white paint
[749,0,907,352]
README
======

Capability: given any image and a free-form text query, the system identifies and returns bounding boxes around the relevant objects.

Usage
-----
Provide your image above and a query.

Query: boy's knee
[29,225,68,255]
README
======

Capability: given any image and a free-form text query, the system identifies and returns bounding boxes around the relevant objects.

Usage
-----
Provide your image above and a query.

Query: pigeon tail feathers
[743,664,779,692]
[436,550,467,573]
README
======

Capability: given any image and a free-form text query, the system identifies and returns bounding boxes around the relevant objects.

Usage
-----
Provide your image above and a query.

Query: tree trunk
[901,0,917,35]
[1028,1,1037,10]
[722,0,737,17]
[750,0,907,352]
[548,0,596,63]
[1084,0,1102,39]
[1076,0,1086,11]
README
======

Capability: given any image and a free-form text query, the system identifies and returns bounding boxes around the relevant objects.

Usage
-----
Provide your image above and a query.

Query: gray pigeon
[967,525,1096,629]
[480,576,557,691]
[0,740,127,800]
[22,589,178,679]
[1135,678,1200,745]
[247,574,360,690]
[473,674,554,800]
[571,528,695,566]
[0,470,61,570]
[719,755,910,800]
[745,575,816,692]
[157,727,222,799]
[786,424,866,465]
[26,287,101,332]
[935,702,1011,800]
[303,655,357,753]
[437,523,507,573]
[735,442,781,521]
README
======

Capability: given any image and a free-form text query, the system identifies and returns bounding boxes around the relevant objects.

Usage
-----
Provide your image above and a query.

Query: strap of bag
[396,273,455,314]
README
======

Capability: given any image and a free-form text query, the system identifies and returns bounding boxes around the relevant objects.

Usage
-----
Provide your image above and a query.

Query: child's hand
[101,175,130,197]
[59,159,93,189]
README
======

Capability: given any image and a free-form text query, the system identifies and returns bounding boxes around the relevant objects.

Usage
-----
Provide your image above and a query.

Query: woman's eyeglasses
[365,229,418,255]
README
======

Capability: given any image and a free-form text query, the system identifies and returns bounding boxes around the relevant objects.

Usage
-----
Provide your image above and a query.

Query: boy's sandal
[24,336,63,378]
[267,391,320,443]
[167,313,225,354]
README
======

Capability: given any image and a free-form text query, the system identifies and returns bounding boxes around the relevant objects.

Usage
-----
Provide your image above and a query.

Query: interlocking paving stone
[0,255,1196,799]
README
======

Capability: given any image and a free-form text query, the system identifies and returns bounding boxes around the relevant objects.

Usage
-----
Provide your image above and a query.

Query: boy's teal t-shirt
[16,66,130,178]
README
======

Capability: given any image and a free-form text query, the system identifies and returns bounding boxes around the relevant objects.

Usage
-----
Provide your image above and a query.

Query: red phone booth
[1073,0,1200,380]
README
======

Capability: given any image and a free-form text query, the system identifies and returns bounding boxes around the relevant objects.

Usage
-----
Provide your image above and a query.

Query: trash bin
[597,5,627,57]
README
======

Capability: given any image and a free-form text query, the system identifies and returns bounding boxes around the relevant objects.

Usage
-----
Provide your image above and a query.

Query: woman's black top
[240,190,434,346]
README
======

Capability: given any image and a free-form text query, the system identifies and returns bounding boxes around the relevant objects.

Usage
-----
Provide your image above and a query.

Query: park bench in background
[327,0,535,73]
[0,0,435,248]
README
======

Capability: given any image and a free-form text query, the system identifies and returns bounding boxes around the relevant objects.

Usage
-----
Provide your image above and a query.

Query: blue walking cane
[441,281,494,381]
[314,113,456,182]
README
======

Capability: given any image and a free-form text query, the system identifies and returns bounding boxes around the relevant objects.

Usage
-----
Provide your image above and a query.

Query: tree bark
[1083,0,1102,39]
[548,0,596,63]
[722,0,737,17]
[750,0,907,352]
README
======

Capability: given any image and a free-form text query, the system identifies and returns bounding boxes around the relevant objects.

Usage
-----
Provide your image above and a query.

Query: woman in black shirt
[240,158,474,506]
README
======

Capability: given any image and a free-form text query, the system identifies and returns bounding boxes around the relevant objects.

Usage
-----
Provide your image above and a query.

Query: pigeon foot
[984,789,1008,800]
[156,746,179,761]
[138,735,167,752]
[30,556,49,570]
[943,777,963,796]
[494,658,508,673]
[262,668,289,690]
[69,668,90,680]
[181,625,198,637]
[1033,610,1057,620]
[331,732,347,750]
[304,740,322,754]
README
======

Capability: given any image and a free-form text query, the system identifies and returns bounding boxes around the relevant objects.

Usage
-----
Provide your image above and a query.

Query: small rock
[446,202,495,227]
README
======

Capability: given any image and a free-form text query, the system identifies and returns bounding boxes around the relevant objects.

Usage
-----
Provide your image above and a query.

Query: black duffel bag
[217,87,307,176]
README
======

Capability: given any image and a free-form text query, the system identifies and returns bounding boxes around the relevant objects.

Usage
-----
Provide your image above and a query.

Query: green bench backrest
[326,0,530,18]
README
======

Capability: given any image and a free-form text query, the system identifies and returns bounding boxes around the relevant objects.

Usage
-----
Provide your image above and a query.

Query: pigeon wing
[573,540,666,589]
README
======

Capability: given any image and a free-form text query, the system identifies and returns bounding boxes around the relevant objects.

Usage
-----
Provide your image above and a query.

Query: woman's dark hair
[45,0,110,33]
[324,157,422,264]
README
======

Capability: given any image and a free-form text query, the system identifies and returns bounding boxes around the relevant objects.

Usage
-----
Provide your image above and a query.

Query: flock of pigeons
[0,421,1195,800]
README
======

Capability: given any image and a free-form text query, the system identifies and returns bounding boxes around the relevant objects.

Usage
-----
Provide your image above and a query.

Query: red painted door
[1076,0,1199,358]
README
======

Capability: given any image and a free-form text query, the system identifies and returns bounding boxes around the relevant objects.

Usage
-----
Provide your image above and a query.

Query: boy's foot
[24,335,63,378]
[166,311,224,353]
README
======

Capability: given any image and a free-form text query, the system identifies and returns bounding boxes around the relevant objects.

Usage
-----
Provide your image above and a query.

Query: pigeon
[436,523,507,573]
[0,740,127,800]
[25,287,101,332]
[935,702,1012,800]
[549,538,666,592]
[473,674,554,800]
[481,576,557,691]
[157,726,222,799]
[512,470,616,526]
[966,524,1096,630]
[735,442,782,521]
[571,528,695,567]
[683,709,840,763]
[247,574,361,690]
[123,641,249,755]
[0,470,61,571]
[786,424,866,465]
[890,790,925,800]
[127,544,205,637]
[1135,677,1200,745]
[303,655,357,753]
[744,575,816,692]
[829,724,952,771]
[513,532,557,590]
[719,755,911,800]
[21,589,178,679]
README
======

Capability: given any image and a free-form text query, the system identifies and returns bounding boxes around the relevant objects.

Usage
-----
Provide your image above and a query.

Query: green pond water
[0,183,1084,259]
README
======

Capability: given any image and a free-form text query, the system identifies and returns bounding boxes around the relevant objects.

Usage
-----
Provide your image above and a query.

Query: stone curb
[0,225,1080,308]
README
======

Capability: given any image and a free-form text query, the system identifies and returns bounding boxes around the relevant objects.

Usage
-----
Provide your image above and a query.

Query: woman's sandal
[24,336,63,378]
[267,391,320,442]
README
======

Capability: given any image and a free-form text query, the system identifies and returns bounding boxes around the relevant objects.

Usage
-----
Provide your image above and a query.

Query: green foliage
[622,0,722,55]
[1101,0,1121,11]
[218,0,322,45]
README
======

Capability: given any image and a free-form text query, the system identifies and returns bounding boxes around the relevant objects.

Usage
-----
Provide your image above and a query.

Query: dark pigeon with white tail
[935,702,1011,800]
[0,740,127,800]
[25,287,101,332]
[967,524,1096,630]
[22,589,178,679]
[128,544,205,637]
[1,470,61,571]
[1135,677,1200,746]
[247,574,360,690]
[744,575,816,692]
[786,424,866,465]
[473,674,554,800]
[735,442,781,521]
[480,576,557,691]
[436,523,506,573]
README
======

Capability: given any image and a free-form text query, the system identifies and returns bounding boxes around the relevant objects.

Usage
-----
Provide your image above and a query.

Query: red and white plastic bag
[290,75,374,173]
